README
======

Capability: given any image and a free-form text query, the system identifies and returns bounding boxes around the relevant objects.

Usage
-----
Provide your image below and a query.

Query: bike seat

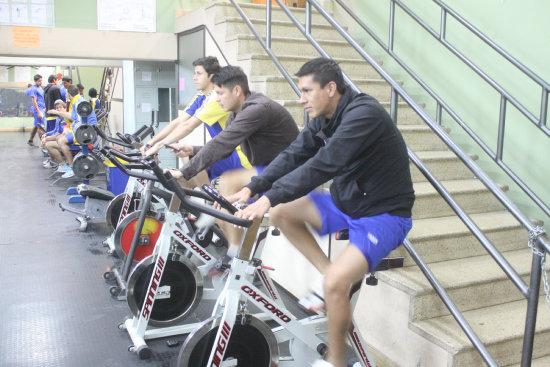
[77,184,115,201]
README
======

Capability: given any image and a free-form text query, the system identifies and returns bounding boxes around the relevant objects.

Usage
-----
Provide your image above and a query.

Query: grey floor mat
[0,132,313,367]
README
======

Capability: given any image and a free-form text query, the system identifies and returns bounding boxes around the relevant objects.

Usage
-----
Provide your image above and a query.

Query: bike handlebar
[101,148,250,226]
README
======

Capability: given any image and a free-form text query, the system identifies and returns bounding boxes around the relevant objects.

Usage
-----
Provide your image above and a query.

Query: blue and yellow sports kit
[65,95,98,145]
[31,85,45,129]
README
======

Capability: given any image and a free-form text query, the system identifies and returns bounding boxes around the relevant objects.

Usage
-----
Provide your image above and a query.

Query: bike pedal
[166,339,182,347]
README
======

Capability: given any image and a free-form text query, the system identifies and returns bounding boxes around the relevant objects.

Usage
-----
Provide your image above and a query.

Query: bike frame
[124,194,224,354]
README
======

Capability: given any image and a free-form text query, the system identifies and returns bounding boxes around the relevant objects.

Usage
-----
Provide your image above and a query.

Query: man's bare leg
[28,126,38,143]
[45,141,64,163]
[57,135,74,166]
[269,196,330,273]
[217,168,260,256]
[323,245,368,367]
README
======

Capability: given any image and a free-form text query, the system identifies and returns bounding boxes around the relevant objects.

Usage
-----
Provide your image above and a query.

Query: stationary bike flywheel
[113,210,162,261]
[105,192,139,232]
[177,315,278,367]
[126,251,203,327]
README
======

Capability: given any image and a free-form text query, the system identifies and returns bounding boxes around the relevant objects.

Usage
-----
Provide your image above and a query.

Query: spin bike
[110,158,249,359]
[101,148,227,300]
[176,187,404,367]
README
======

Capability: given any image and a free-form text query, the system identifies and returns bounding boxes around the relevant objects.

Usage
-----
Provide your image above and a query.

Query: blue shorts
[65,132,75,145]
[33,111,45,129]
[308,191,412,272]
[45,119,57,133]
[207,150,247,181]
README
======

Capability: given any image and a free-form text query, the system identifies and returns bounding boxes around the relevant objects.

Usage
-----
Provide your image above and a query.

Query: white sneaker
[311,360,335,367]
[61,167,74,178]
[298,274,326,314]
[43,160,57,169]
[56,163,69,173]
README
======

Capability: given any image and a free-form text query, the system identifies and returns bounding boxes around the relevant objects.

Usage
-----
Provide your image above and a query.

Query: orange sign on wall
[12,26,40,48]
[252,0,287,5]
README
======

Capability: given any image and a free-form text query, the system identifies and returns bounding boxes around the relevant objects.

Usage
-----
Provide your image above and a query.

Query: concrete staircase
[175,2,550,366]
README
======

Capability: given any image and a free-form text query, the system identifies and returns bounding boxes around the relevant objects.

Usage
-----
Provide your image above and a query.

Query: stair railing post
[388,0,395,51]
[496,95,507,161]
[540,88,548,128]
[305,0,312,35]
[266,0,272,49]
[390,87,398,123]
[436,102,442,125]
[439,7,447,40]
[520,247,543,367]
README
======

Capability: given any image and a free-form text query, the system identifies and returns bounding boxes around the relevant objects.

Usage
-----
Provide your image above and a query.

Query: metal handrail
[334,0,550,220]
[225,0,550,366]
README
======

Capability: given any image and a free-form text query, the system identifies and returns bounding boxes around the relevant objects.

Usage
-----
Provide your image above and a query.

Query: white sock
[312,274,325,298]
[226,244,239,258]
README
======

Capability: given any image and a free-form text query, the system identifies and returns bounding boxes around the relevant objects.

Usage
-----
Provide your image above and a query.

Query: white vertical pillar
[122,60,135,134]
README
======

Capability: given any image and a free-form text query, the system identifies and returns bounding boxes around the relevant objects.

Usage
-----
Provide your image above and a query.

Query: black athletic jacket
[246,88,415,218]
[44,83,62,121]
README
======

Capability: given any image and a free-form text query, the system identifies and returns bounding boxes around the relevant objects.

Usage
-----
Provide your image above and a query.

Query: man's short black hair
[34,74,42,82]
[192,56,220,77]
[27,83,32,88]
[48,74,58,83]
[67,84,79,98]
[295,57,347,94]
[211,66,250,95]
[88,88,98,98]
[62,76,72,83]
[77,83,84,90]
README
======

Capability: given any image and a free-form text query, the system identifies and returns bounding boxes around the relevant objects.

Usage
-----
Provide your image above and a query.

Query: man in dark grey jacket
[168,65,298,256]
[228,58,414,367]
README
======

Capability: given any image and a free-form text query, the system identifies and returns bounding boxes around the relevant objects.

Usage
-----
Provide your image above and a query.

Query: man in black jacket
[43,74,62,134]
[228,58,415,367]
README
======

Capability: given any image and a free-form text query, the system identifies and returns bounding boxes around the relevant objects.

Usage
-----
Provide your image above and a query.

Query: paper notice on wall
[12,26,40,48]
[11,3,28,24]
[31,4,47,26]
[179,77,185,91]
[141,103,151,113]
[141,71,152,82]
[97,0,155,33]
[0,66,8,83]
[14,66,31,82]
[36,67,53,78]
[0,3,9,23]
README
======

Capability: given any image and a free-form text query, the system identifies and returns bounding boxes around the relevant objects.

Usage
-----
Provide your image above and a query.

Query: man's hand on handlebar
[144,142,163,157]
[139,144,150,155]
[214,187,252,211]
[234,195,271,221]
[165,143,193,158]
[165,169,184,180]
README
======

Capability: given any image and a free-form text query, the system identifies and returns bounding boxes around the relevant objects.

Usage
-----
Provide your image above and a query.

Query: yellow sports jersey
[194,90,229,135]
[193,90,251,169]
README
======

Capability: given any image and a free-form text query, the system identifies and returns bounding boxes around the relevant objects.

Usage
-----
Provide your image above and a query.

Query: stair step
[412,178,507,219]
[212,1,332,24]
[379,248,547,321]
[216,16,345,41]
[411,298,550,367]
[250,75,395,102]
[275,99,426,127]
[411,151,477,182]
[238,53,384,79]
[399,124,450,152]
[394,211,526,265]
[505,354,550,367]
[229,34,362,58]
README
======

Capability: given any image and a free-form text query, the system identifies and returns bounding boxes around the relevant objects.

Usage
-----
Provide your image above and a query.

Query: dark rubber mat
[0,132,311,367]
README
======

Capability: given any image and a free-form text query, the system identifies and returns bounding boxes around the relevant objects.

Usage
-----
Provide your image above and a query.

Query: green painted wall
[53,0,182,33]
[348,0,550,228]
